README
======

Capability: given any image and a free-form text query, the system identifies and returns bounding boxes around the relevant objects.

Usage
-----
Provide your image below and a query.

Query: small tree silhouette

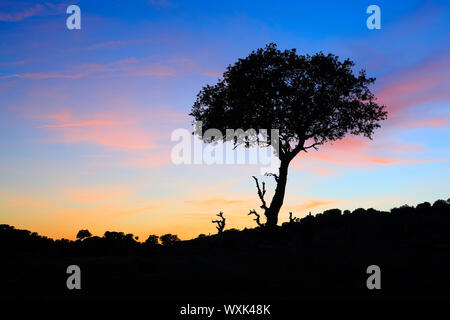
[212,211,226,234]
[104,231,125,240]
[76,229,92,240]
[191,43,387,227]
[160,234,180,246]
[288,212,299,223]
[144,234,159,246]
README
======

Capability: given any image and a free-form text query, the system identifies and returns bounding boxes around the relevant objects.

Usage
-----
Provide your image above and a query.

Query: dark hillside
[1,199,449,300]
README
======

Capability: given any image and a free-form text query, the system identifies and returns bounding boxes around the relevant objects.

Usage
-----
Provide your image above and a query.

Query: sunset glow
[0,0,449,240]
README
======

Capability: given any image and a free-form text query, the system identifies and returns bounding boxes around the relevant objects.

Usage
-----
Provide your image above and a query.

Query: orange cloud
[64,186,132,203]
[284,199,337,213]
[184,198,246,206]
[312,168,337,176]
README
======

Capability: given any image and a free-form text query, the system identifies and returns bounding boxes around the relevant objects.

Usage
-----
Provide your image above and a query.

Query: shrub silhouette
[76,229,92,240]
[104,231,126,241]
[190,43,387,227]
[144,234,159,246]
[160,234,180,246]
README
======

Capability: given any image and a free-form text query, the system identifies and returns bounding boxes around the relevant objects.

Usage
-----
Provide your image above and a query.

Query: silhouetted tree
[145,234,159,246]
[124,233,135,241]
[417,202,431,211]
[433,199,448,210]
[248,209,263,227]
[212,211,226,234]
[191,43,387,227]
[288,212,299,223]
[160,234,180,246]
[103,231,128,241]
[76,229,92,240]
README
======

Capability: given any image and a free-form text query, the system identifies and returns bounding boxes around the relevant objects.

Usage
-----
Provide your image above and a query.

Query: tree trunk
[264,159,290,227]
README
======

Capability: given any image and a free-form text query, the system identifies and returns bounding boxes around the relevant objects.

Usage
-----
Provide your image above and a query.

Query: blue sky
[0,0,449,239]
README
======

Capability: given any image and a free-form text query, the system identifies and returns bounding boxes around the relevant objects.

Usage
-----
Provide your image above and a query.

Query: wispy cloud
[284,199,340,213]
[404,118,449,129]
[0,56,189,80]
[40,120,131,128]
[0,2,68,22]
[375,53,450,116]
[0,72,85,79]
[33,110,158,151]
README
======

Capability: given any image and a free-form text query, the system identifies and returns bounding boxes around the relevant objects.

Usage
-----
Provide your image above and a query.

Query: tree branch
[284,137,306,162]
[264,172,279,183]
[248,209,264,227]
[212,211,226,234]
[302,142,320,152]
[252,176,267,210]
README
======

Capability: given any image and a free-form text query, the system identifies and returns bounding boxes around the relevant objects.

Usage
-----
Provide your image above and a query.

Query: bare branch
[248,209,264,227]
[212,211,226,234]
[288,212,299,223]
[252,176,267,210]
[264,172,279,183]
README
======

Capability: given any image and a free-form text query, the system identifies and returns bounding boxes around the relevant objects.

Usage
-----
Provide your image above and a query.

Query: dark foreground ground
[1,200,449,301]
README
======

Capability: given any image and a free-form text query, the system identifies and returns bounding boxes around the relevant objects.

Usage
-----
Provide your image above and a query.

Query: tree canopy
[190,43,387,161]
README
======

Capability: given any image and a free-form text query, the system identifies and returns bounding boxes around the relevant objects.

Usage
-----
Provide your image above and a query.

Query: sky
[0,0,449,240]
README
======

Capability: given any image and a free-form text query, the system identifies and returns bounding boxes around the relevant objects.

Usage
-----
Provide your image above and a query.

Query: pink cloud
[0,59,29,66]
[48,123,157,150]
[121,153,171,167]
[41,120,131,128]
[404,118,448,129]
[1,57,179,80]
[292,135,440,171]
[0,72,86,79]
[311,168,337,176]
[202,71,222,78]
[0,2,67,22]
[23,109,71,122]
[36,110,159,151]
[375,54,450,116]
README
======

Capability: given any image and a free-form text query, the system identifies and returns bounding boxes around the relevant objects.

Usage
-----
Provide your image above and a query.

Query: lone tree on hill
[76,229,92,240]
[190,43,387,227]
